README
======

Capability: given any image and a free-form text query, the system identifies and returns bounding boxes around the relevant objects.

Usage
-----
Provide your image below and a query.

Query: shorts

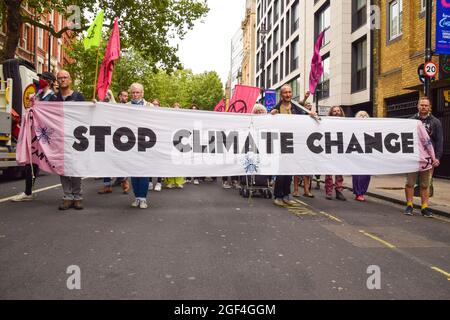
[406,169,433,189]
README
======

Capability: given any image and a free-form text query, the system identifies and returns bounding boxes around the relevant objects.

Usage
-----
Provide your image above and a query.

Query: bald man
[51,70,86,210]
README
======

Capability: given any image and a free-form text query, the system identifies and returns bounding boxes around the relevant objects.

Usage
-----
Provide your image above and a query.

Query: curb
[343,186,450,219]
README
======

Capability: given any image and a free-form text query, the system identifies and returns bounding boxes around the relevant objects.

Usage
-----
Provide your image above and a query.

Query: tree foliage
[66,41,224,110]
[1,0,208,71]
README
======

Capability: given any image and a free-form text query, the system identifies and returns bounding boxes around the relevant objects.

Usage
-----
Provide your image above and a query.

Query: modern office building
[255,0,373,116]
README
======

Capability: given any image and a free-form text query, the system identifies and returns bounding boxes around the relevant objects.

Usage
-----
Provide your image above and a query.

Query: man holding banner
[270,84,317,207]
[51,70,86,210]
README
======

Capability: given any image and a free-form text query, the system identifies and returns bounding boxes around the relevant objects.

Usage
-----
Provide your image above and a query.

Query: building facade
[241,0,257,86]
[374,0,450,178]
[255,0,372,116]
[0,3,72,73]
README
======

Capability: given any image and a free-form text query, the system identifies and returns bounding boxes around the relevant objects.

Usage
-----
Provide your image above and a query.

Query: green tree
[0,0,208,71]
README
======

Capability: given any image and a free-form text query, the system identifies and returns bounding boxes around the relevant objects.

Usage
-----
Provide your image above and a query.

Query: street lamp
[259,22,269,104]
[424,0,433,97]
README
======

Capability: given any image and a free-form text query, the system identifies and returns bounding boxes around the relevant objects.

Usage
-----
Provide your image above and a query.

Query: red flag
[97,17,121,101]
[214,99,225,112]
[309,31,325,94]
[227,85,261,114]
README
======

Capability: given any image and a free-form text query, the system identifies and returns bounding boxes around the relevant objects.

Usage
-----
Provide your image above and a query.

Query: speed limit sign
[424,61,438,78]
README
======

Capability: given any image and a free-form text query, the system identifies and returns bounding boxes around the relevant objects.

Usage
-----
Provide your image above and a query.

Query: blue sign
[264,90,277,112]
[436,0,450,54]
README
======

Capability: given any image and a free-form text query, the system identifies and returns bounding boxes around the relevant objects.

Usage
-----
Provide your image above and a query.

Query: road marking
[431,267,450,280]
[320,211,343,223]
[359,230,396,249]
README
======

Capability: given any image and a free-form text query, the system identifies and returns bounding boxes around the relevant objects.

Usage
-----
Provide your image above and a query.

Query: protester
[270,85,318,207]
[187,104,201,185]
[293,101,314,198]
[127,83,151,209]
[11,72,56,202]
[118,90,129,104]
[98,89,130,195]
[404,97,443,217]
[325,106,347,201]
[149,98,163,191]
[165,102,185,189]
[50,70,85,210]
[352,111,371,202]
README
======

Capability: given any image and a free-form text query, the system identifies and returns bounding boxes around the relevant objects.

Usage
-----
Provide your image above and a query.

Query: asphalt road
[0,173,449,299]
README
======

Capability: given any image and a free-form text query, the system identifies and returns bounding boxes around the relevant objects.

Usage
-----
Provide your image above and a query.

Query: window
[317,54,330,100]
[352,37,367,92]
[37,26,44,49]
[257,5,261,24]
[257,52,260,72]
[352,0,367,31]
[273,27,279,53]
[267,64,272,88]
[290,37,299,72]
[316,3,330,46]
[273,58,279,84]
[389,0,403,40]
[268,9,272,30]
[38,61,43,74]
[280,18,284,46]
[286,12,290,40]
[267,36,272,59]
[280,52,284,81]
[285,46,290,76]
[23,25,30,50]
[281,0,284,14]
[274,0,279,22]
[291,1,299,35]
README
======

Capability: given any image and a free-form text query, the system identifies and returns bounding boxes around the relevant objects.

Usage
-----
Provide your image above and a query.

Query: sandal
[303,193,315,198]
[292,192,301,198]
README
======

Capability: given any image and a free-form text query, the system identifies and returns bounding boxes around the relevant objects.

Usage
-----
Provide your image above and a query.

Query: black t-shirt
[51,91,85,102]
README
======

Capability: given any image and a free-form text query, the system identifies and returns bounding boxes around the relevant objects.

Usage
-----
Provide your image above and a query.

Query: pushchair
[239,175,273,199]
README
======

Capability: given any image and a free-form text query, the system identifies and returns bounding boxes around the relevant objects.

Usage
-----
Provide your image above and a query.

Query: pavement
[0,174,449,300]
[342,175,450,218]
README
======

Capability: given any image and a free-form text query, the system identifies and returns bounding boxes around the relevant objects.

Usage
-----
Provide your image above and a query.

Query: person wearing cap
[11,72,57,203]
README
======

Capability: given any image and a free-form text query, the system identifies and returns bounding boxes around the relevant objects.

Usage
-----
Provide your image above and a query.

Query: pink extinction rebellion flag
[214,99,225,112]
[16,102,436,177]
[227,85,261,114]
[309,31,325,94]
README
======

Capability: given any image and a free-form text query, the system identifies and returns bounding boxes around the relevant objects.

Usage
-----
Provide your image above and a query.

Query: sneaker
[73,200,84,210]
[154,183,162,192]
[59,200,73,210]
[185,178,192,184]
[205,177,214,182]
[176,184,184,189]
[98,186,113,194]
[326,194,333,200]
[193,179,200,185]
[131,199,140,208]
[336,191,347,201]
[232,180,239,189]
[148,182,154,191]
[283,198,297,206]
[11,192,34,202]
[222,181,232,189]
[421,207,433,218]
[139,200,148,209]
[355,195,365,202]
[273,199,285,207]
[121,180,130,194]
[404,206,414,216]
[166,183,175,189]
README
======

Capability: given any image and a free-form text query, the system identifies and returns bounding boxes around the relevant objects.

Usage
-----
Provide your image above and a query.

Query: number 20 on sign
[424,61,438,78]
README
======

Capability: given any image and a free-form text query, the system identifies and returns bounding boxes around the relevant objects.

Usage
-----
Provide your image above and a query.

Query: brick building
[374,0,450,178]
[0,4,73,73]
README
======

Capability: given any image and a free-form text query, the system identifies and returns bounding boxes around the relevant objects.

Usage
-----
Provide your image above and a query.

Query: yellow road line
[320,211,343,223]
[359,230,396,249]
[431,267,450,280]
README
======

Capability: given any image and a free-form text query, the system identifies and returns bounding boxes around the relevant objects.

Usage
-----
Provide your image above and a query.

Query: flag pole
[92,46,100,100]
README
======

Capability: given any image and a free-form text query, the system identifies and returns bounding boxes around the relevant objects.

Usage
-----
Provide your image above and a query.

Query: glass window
[389,0,403,40]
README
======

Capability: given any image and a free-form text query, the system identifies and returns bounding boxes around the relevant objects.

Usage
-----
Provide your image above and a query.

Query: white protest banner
[16,102,435,177]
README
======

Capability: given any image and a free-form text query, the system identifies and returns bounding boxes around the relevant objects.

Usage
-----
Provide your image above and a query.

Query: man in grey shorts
[404,97,443,218]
